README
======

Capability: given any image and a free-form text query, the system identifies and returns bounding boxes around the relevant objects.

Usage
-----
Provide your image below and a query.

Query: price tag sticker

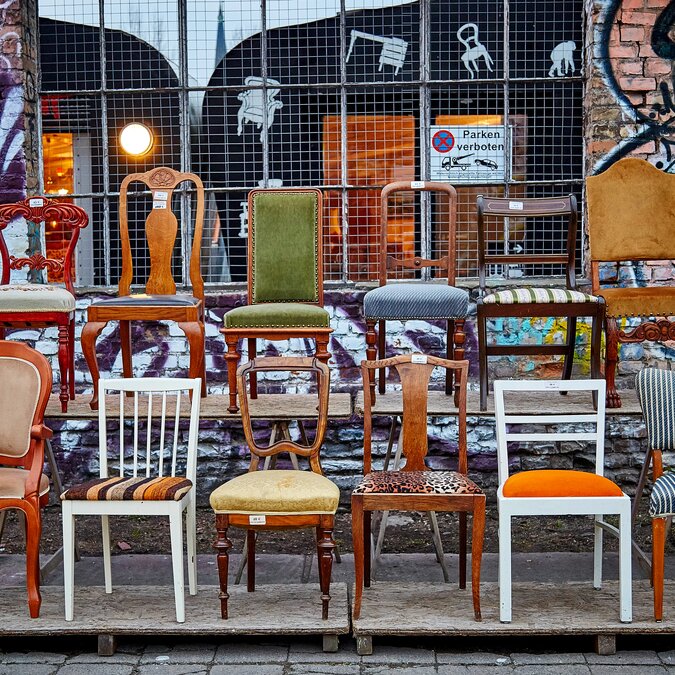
[411,354,428,364]
[29,198,44,207]
[153,201,167,209]
[154,191,168,200]
[249,515,266,525]
[411,181,425,189]
[509,201,524,211]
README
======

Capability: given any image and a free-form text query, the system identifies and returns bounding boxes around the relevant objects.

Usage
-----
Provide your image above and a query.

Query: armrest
[31,424,53,440]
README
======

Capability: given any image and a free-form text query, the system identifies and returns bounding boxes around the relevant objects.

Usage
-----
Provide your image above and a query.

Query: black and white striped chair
[636,367,675,621]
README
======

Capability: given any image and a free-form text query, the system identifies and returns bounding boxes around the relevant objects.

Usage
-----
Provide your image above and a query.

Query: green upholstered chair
[221,188,332,413]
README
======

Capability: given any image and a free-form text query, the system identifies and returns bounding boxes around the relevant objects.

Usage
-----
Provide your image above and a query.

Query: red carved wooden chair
[0,341,53,617]
[81,167,207,409]
[0,197,89,412]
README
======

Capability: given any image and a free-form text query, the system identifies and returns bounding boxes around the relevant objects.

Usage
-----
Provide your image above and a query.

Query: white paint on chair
[548,41,577,77]
[457,23,494,79]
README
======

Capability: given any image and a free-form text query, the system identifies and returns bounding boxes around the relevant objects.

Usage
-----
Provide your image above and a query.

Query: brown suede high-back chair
[81,167,206,409]
[587,158,675,408]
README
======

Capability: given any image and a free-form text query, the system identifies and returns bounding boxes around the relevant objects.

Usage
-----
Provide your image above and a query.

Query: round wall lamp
[119,123,154,156]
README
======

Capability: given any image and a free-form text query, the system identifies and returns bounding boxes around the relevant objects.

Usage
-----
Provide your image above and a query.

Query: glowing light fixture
[119,123,153,156]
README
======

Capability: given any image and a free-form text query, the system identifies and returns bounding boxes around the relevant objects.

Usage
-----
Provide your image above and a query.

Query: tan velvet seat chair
[0,341,53,617]
[587,158,675,407]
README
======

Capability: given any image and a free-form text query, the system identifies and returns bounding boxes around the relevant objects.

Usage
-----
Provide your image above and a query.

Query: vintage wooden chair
[221,189,332,413]
[352,354,485,621]
[587,158,675,408]
[61,376,202,623]
[635,367,675,621]
[0,341,53,617]
[476,195,605,411]
[210,357,338,620]
[494,378,632,624]
[363,182,468,404]
[0,197,89,412]
[81,167,206,410]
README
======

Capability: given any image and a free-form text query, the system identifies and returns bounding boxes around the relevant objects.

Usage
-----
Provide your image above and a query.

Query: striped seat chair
[636,368,675,621]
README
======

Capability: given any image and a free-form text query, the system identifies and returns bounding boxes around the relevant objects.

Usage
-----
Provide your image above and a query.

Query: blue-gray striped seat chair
[636,367,675,621]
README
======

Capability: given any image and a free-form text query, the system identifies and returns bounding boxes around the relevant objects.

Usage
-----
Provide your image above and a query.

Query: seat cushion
[224,303,330,329]
[60,476,193,501]
[650,472,675,517]
[482,288,598,304]
[91,294,201,308]
[596,286,675,318]
[353,470,482,495]
[210,470,339,515]
[0,468,50,499]
[363,283,469,320]
[0,285,75,312]
[502,470,623,498]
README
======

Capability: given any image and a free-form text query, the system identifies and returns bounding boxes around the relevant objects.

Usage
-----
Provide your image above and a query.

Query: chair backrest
[118,167,205,300]
[247,188,323,305]
[378,182,458,286]
[494,379,607,487]
[0,341,52,464]
[477,194,578,293]
[97,377,202,483]
[0,197,89,293]
[587,158,675,264]
[636,368,675,451]
[237,357,330,474]
[361,354,469,473]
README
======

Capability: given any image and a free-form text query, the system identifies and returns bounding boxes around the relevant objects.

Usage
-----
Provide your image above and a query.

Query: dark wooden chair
[221,188,332,413]
[0,197,89,412]
[363,182,468,405]
[81,167,206,410]
[587,158,675,408]
[476,195,605,411]
[352,354,485,621]
[210,357,338,620]
[0,341,53,617]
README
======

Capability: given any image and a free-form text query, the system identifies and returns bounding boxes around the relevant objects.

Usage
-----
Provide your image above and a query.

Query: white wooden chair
[61,377,202,623]
[494,379,632,624]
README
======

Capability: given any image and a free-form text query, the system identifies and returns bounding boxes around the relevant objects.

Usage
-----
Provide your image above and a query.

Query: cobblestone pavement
[3,639,675,674]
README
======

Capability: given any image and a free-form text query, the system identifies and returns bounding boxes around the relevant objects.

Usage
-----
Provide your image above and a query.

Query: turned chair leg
[365,320,378,403]
[215,514,232,619]
[653,517,667,621]
[471,497,486,622]
[68,318,76,400]
[318,516,336,620]
[247,338,258,399]
[605,316,622,408]
[453,318,466,407]
[352,495,365,620]
[81,320,108,410]
[57,323,69,413]
[224,334,240,414]
[477,310,489,412]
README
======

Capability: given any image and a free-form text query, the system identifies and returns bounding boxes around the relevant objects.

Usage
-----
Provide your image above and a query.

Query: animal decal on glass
[548,41,577,77]
[457,23,494,79]
[345,29,409,76]
[236,76,284,143]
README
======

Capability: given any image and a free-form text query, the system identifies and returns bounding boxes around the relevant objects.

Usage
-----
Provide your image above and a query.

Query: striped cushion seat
[482,288,598,304]
[650,472,675,517]
[364,283,469,320]
[61,476,192,501]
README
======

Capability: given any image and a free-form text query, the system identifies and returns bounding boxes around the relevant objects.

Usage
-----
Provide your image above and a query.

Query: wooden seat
[81,167,207,410]
[0,197,89,412]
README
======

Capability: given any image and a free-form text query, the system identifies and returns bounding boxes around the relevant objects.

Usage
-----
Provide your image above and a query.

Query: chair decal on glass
[0,197,89,412]
[81,167,206,410]
[476,195,605,411]
[352,354,485,621]
[587,158,675,408]
[60,376,202,623]
[210,357,338,620]
[222,188,332,413]
[363,182,469,404]
[0,341,53,617]
[494,378,632,624]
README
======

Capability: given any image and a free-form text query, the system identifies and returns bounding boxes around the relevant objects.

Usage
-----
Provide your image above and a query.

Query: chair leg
[200,322,207,397]
[498,511,512,623]
[446,320,455,395]
[590,304,604,409]
[378,320,386,395]
[364,510,371,588]
[62,502,75,621]
[224,334,240,414]
[101,515,112,593]
[593,515,604,589]
[68,317,76,400]
[478,310,489,412]
[119,320,133,379]
[169,508,186,623]
[562,315,577,383]
[459,511,467,589]
[365,320,378,403]
[471,498,486,622]
[653,517,667,621]
[619,503,633,623]
[453,318,466,407]
[57,323,69,413]
[318,516,336,620]
[178,321,206,395]
[605,317,622,409]
[24,503,42,619]
[247,528,256,592]
[352,495,365,620]
[247,338,258,399]
[315,333,331,366]
[186,498,197,595]
[81,320,108,410]
[215,514,232,619]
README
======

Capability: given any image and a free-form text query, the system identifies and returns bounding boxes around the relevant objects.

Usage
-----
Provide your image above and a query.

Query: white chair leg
[101,515,112,593]
[169,509,186,623]
[593,514,603,590]
[186,498,197,596]
[618,505,633,623]
[498,511,512,623]
[62,503,75,621]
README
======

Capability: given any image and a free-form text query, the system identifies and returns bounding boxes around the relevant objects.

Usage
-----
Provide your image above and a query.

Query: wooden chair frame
[81,167,206,410]
[221,188,332,414]
[352,354,485,621]
[476,195,605,411]
[0,341,53,617]
[0,197,89,412]
[214,357,337,620]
